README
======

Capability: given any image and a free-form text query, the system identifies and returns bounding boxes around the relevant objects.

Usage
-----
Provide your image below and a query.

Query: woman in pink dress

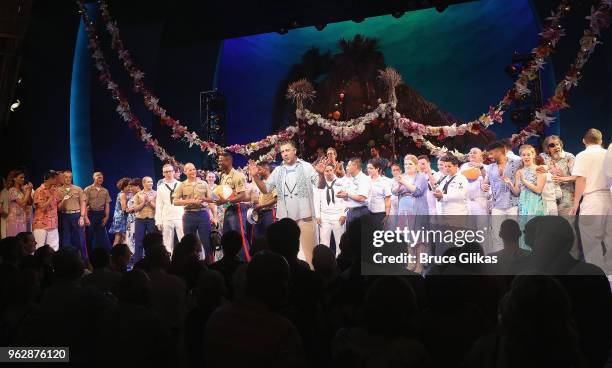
[6,170,33,236]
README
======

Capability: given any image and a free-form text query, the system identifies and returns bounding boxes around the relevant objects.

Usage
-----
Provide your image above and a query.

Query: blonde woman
[392,155,429,216]
[503,145,547,216]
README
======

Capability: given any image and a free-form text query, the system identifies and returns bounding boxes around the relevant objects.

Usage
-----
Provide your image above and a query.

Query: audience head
[0,237,24,265]
[499,219,521,245]
[266,218,300,262]
[246,250,290,307]
[173,233,202,264]
[110,244,132,272]
[499,275,579,366]
[221,230,242,258]
[34,244,55,267]
[52,248,84,281]
[312,244,337,279]
[142,232,163,254]
[90,247,111,270]
[195,269,227,308]
[365,276,418,338]
[147,244,171,270]
[583,128,602,146]
[114,269,152,307]
[16,231,37,255]
[529,216,575,256]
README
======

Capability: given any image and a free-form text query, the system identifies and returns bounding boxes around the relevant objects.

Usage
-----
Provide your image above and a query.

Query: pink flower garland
[77,1,184,170]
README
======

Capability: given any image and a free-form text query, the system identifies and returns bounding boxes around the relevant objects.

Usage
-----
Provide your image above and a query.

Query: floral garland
[90,0,605,162]
[77,1,184,171]
[98,0,295,157]
[511,0,611,146]
[289,1,572,138]
[296,103,397,141]
[99,0,572,149]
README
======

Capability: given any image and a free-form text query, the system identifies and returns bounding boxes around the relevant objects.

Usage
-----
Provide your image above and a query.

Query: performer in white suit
[314,163,347,256]
[155,164,184,255]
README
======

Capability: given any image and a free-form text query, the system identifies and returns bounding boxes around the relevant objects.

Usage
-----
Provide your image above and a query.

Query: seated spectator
[133,232,164,272]
[82,247,121,293]
[185,269,227,368]
[168,233,206,290]
[110,243,132,274]
[209,230,244,298]
[332,276,430,368]
[147,244,186,361]
[489,219,530,274]
[206,251,304,368]
[466,275,585,368]
[97,270,171,366]
[39,249,112,364]
[15,232,37,256]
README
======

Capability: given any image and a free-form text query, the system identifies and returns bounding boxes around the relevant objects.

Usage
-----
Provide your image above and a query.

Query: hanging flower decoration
[511,0,610,146]
[77,0,184,171]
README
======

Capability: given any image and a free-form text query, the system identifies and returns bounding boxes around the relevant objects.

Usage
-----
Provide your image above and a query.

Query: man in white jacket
[155,164,184,255]
[314,163,347,256]
[434,155,468,216]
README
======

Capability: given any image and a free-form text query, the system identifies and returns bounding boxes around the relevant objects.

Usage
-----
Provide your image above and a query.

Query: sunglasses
[548,143,560,148]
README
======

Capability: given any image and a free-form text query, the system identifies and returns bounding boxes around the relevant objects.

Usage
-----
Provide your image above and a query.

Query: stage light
[278,27,288,35]
[10,99,20,112]
[315,23,326,31]
[392,11,405,18]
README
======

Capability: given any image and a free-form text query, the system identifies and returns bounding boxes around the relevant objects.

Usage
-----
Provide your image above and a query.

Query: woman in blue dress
[392,155,429,217]
[504,144,547,216]
[109,177,131,246]
[504,145,546,249]
[125,178,141,254]
[391,154,429,272]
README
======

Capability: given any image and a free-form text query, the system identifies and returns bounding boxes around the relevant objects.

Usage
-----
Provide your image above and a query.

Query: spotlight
[10,99,20,112]
[278,27,288,35]
[314,23,326,31]
[392,11,405,18]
